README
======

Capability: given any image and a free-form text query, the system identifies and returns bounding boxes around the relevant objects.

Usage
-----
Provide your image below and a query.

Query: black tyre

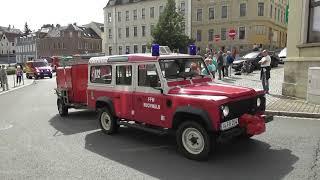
[57,99,68,117]
[99,108,118,135]
[176,121,212,161]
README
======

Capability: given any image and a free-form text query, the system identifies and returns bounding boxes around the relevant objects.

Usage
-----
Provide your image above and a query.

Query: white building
[103,0,191,55]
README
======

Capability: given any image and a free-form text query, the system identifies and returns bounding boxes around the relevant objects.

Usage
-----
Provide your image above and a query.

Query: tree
[152,0,194,53]
[24,22,31,35]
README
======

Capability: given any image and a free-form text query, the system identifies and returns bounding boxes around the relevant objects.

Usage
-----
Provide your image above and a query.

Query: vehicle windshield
[159,58,209,80]
[33,61,48,67]
[243,52,260,59]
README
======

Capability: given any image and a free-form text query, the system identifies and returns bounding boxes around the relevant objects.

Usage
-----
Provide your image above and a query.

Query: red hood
[168,83,257,98]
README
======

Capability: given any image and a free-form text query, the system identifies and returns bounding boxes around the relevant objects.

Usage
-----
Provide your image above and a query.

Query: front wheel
[176,121,212,161]
[99,108,119,135]
[57,99,68,117]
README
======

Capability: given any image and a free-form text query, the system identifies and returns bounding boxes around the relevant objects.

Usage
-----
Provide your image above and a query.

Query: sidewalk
[215,65,320,118]
[0,74,34,95]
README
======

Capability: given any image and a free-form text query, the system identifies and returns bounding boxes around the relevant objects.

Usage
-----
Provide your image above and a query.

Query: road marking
[0,124,13,131]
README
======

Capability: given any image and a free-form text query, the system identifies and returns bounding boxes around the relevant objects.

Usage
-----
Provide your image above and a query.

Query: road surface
[0,78,319,180]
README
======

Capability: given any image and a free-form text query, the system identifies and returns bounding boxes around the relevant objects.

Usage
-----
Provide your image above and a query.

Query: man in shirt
[202,55,216,78]
[258,50,271,94]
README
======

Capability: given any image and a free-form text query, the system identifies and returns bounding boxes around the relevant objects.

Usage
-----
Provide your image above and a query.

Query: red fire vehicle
[55,45,273,160]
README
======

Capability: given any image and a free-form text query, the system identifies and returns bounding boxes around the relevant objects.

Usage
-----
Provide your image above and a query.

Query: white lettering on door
[143,103,160,110]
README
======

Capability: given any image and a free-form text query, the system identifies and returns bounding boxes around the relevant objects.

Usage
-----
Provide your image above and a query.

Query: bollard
[22,73,25,85]
[13,75,16,88]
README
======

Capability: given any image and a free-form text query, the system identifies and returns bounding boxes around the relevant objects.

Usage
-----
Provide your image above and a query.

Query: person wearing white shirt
[258,50,271,94]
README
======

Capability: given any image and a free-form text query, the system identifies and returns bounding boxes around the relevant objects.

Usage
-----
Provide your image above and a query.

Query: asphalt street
[0,78,320,180]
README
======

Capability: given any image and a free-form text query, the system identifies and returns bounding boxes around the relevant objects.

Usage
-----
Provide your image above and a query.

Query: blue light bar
[152,44,160,56]
[189,45,197,55]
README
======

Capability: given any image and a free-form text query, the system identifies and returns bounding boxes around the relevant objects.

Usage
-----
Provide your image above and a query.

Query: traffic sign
[228,29,236,39]
[214,35,220,42]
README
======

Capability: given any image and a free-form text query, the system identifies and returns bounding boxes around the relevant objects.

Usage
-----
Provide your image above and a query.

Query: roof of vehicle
[88,53,202,64]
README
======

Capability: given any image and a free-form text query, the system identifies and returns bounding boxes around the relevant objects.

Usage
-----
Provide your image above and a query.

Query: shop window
[308,0,320,43]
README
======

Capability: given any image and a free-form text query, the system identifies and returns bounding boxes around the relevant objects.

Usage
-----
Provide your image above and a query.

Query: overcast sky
[0,0,109,31]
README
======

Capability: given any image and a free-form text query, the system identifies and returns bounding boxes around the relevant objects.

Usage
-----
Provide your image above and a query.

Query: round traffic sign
[228,29,236,38]
[214,35,220,42]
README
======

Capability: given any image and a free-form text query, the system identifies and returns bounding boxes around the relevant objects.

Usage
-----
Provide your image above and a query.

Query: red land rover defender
[55,45,273,160]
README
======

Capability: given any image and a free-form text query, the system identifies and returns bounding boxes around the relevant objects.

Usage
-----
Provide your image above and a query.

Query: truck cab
[56,47,272,161]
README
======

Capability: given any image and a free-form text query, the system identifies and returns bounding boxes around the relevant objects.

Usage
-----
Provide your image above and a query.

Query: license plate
[221,118,239,131]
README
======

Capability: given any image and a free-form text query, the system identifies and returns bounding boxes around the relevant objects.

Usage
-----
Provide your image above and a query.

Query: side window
[116,65,132,85]
[138,64,160,87]
[90,65,112,84]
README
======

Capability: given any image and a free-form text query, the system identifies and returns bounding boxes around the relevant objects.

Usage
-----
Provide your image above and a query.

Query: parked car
[25,60,53,79]
[277,48,287,64]
[232,51,280,72]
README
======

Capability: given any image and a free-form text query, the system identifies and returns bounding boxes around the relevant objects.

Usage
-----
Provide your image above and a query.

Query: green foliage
[24,22,31,35]
[152,0,194,53]
[6,67,16,75]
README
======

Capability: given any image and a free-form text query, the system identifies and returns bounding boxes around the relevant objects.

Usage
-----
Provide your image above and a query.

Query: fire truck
[55,45,273,160]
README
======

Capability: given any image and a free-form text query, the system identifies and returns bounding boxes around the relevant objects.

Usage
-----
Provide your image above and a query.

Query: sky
[0,0,109,31]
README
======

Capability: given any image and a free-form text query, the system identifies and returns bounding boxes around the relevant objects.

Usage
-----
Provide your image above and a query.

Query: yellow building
[190,0,288,52]
[282,0,320,102]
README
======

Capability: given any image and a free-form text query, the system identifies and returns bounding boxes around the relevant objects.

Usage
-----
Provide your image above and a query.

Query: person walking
[216,51,224,80]
[0,65,9,91]
[259,50,271,94]
[16,65,23,86]
[226,51,234,77]
[222,52,228,77]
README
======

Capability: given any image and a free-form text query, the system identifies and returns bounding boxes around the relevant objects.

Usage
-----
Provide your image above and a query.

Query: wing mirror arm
[152,87,164,94]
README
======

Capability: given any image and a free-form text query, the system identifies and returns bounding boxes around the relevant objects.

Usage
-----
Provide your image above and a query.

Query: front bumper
[218,114,273,141]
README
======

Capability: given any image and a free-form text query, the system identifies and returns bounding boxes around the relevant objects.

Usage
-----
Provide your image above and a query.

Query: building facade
[0,32,19,55]
[104,0,179,55]
[15,33,37,63]
[282,0,320,101]
[37,24,102,57]
[191,0,288,52]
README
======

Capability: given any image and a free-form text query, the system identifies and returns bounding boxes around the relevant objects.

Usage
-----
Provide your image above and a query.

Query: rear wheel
[99,108,118,135]
[176,121,212,161]
[57,99,68,117]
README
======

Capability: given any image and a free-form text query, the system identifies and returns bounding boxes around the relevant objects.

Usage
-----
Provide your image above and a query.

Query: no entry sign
[214,35,220,42]
[229,29,236,39]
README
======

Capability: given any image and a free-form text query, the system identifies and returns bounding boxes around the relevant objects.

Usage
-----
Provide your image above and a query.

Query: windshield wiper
[165,73,186,80]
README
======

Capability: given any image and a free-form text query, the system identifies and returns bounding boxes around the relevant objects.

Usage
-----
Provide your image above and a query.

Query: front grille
[222,95,266,122]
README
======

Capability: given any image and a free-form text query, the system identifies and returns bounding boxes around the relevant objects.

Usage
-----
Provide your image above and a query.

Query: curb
[0,80,35,96]
[265,110,320,119]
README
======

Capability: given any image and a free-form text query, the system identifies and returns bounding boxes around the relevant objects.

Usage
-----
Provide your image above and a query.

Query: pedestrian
[216,51,224,80]
[202,55,216,78]
[226,51,234,77]
[222,52,228,77]
[16,65,23,86]
[258,50,271,94]
[0,65,9,91]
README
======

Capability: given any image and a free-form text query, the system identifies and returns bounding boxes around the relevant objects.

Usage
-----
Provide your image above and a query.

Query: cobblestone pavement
[215,65,320,114]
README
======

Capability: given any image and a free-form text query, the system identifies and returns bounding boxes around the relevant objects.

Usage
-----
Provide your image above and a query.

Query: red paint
[228,29,236,39]
[239,114,266,135]
[215,35,220,42]
[56,54,267,134]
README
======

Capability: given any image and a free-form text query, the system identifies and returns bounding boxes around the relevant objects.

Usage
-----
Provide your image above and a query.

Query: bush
[6,67,16,75]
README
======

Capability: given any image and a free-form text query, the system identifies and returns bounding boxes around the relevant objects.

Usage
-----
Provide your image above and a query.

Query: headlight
[221,106,230,117]
[257,98,261,107]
